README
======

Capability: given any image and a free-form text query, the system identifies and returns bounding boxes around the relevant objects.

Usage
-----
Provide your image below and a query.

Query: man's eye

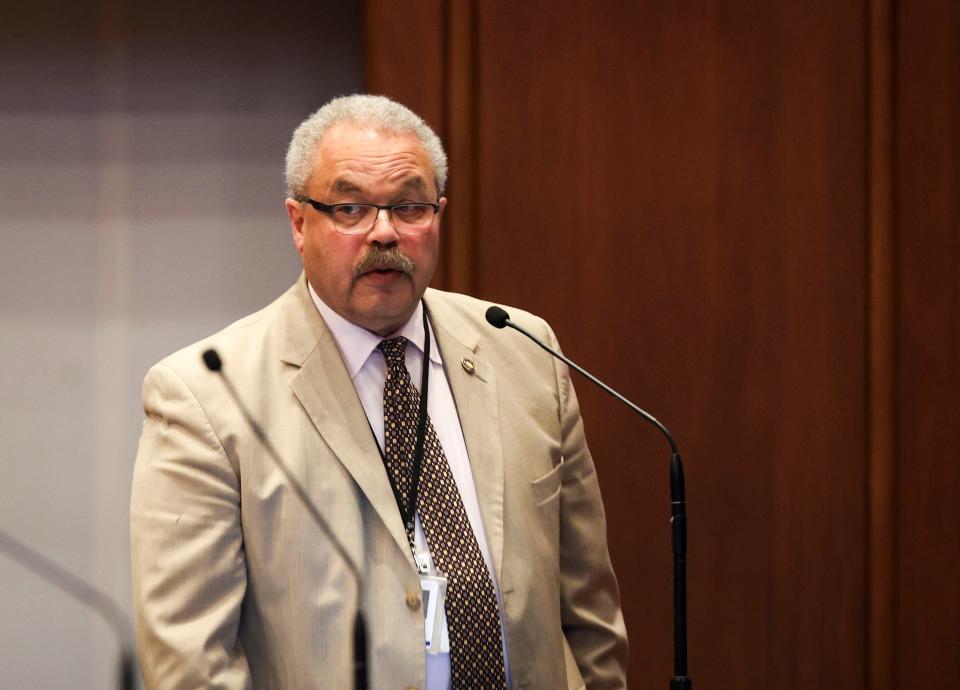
[393,204,429,220]
[335,204,368,217]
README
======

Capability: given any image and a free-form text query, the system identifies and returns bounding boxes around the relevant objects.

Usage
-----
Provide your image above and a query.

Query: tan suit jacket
[131,276,627,689]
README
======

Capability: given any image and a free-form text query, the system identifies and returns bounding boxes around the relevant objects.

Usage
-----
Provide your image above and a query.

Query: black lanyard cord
[405,306,431,529]
[373,304,431,533]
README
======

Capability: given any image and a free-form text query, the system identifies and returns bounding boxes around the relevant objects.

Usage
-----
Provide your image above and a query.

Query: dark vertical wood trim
[363,0,451,288]
[363,0,472,294]
[866,0,897,688]
[363,0,445,131]
[442,0,478,295]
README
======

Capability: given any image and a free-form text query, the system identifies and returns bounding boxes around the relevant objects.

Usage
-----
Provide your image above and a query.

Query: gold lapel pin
[461,358,476,375]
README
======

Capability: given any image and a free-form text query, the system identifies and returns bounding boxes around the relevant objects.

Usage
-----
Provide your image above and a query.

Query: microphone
[484,306,510,329]
[0,528,137,690]
[484,305,692,690]
[202,349,368,690]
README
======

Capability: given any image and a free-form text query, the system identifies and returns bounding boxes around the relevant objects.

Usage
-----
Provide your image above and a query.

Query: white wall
[0,3,362,687]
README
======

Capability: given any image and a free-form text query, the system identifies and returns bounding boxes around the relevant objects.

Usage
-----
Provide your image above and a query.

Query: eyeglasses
[299,198,440,236]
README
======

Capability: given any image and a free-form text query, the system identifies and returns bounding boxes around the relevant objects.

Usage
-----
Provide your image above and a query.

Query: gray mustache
[355,247,415,277]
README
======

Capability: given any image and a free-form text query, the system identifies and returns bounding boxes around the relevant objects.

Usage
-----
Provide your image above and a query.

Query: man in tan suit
[131,95,627,689]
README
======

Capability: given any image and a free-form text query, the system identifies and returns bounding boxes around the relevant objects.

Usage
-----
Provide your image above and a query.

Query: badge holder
[415,552,449,655]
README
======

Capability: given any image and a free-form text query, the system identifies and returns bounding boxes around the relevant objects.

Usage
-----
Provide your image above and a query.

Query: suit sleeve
[130,363,251,690]
[546,323,630,689]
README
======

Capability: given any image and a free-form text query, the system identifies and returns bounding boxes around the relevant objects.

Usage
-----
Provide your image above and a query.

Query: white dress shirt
[309,284,511,690]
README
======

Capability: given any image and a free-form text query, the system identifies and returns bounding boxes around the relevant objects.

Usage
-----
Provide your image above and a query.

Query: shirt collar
[308,282,441,379]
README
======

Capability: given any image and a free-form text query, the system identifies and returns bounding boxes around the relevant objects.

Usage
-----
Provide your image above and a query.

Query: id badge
[420,573,448,654]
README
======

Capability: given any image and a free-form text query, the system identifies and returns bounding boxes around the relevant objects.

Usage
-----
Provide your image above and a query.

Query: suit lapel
[426,292,506,584]
[280,277,414,565]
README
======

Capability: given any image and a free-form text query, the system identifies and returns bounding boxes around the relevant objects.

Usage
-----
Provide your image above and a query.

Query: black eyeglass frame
[298,197,441,235]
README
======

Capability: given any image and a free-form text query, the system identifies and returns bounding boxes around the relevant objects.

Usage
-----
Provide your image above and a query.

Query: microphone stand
[203,350,368,690]
[0,527,137,690]
[487,309,691,689]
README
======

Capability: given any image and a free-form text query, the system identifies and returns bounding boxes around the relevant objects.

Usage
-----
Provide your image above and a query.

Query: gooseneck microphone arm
[202,349,368,690]
[0,527,137,690]
[484,306,692,690]
[485,308,678,452]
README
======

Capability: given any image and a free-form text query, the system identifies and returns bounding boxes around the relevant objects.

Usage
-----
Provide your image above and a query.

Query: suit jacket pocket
[530,460,562,507]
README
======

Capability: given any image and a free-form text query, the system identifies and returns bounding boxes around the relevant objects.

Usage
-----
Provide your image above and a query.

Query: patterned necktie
[377,336,507,689]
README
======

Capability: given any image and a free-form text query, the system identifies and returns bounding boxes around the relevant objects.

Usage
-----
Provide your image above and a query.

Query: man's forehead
[311,123,437,196]
[331,175,429,195]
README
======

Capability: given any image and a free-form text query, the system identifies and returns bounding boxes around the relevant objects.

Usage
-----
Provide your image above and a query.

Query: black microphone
[0,528,137,690]
[202,349,368,690]
[484,305,692,690]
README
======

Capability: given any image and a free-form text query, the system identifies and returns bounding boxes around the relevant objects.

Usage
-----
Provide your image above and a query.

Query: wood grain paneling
[366,1,959,687]
[896,0,960,686]
[470,4,867,687]
[365,0,478,292]
[364,0,445,131]
[867,0,897,687]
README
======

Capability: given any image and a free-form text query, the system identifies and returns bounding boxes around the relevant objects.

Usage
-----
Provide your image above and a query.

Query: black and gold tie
[378,336,507,689]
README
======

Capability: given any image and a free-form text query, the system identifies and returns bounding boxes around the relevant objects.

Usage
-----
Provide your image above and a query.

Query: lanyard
[374,305,431,535]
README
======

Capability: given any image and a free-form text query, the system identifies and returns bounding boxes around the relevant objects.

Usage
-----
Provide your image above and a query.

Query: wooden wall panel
[367,1,960,687]
[896,0,960,686]
[867,0,896,687]
[364,0,445,131]
[471,3,866,688]
[365,0,479,293]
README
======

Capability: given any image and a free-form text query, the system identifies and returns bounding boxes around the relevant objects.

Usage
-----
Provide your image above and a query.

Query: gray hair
[284,94,448,198]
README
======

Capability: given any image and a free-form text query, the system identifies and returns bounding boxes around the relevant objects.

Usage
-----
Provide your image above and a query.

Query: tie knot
[377,336,409,368]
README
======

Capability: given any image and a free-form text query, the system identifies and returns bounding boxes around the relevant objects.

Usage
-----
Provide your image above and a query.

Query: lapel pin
[461,358,476,375]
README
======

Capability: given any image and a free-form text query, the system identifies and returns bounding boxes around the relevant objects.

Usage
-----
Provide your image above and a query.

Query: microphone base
[670,676,692,690]
[119,650,138,690]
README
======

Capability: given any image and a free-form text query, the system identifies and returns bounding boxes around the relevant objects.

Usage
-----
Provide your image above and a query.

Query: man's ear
[285,198,306,253]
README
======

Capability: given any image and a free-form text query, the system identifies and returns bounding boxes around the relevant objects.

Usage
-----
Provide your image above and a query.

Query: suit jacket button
[405,593,421,610]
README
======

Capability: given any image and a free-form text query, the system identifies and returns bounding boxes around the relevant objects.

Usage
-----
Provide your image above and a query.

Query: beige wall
[0,2,361,686]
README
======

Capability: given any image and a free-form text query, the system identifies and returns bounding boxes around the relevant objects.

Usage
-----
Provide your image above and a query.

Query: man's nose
[366,207,399,244]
